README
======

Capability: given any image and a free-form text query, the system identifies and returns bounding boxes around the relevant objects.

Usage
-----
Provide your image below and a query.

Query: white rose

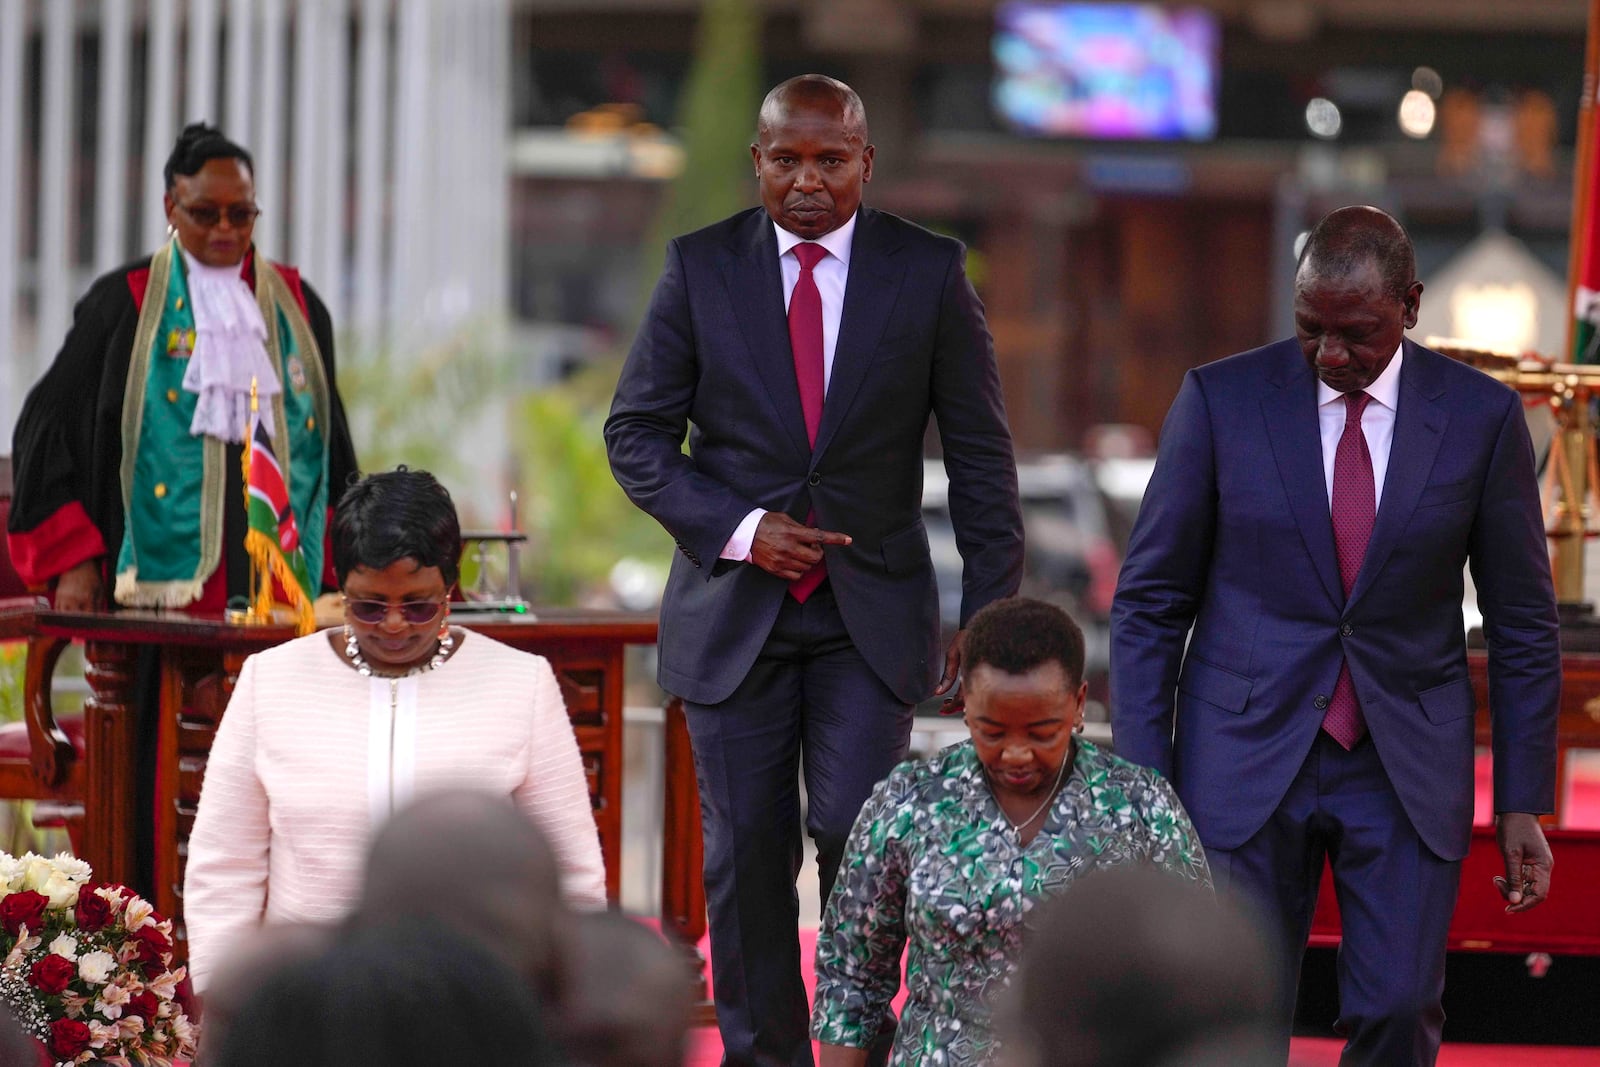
[48,932,80,960]
[42,871,80,909]
[21,853,54,891]
[78,950,116,985]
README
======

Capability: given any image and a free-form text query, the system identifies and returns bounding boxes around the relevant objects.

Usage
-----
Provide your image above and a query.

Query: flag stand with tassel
[242,378,318,635]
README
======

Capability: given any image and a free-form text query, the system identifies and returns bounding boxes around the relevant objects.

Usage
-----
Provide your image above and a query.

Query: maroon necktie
[1324,391,1375,749]
[788,242,828,603]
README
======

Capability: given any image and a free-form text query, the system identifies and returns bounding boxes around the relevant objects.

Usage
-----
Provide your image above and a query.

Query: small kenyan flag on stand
[243,380,316,634]
[1573,4,1600,364]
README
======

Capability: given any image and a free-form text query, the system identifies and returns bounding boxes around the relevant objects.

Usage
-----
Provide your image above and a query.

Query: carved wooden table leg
[660,695,715,1023]
[82,640,138,888]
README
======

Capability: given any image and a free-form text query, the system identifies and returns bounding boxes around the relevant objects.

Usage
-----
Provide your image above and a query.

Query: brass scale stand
[1428,336,1600,644]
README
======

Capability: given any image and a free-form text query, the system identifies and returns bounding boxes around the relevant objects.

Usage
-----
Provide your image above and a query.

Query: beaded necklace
[343,624,455,678]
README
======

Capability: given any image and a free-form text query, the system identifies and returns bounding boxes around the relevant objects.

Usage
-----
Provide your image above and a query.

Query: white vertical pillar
[317,0,349,323]
[484,0,509,323]
[352,0,389,345]
[291,0,322,271]
[187,0,219,123]
[256,0,286,257]
[38,0,75,346]
[143,0,180,251]
[0,0,27,433]
[95,0,132,272]
[225,0,254,144]
[390,0,430,338]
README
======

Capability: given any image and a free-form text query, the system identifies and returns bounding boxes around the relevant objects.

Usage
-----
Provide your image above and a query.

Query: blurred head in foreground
[1000,865,1278,1067]
[212,920,561,1067]
[353,789,570,1004]
[559,910,698,1067]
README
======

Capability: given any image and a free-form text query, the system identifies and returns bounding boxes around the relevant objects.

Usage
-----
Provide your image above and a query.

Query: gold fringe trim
[113,570,208,609]
[244,528,317,636]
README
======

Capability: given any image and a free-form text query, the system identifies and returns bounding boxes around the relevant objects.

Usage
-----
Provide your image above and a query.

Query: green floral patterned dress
[810,738,1210,1065]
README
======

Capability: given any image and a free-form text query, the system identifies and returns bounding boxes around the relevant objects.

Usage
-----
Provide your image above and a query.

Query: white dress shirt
[1317,343,1403,513]
[720,213,860,561]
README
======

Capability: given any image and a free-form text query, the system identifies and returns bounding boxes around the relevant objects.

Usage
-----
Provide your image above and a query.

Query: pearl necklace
[344,624,455,678]
[993,751,1070,832]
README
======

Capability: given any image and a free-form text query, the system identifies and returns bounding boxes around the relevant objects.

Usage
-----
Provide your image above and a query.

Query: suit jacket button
[1313,694,1329,710]
[808,472,821,487]
[1340,623,1353,637]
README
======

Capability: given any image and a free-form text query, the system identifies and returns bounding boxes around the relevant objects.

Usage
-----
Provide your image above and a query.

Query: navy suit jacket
[606,206,1023,706]
[1110,338,1560,861]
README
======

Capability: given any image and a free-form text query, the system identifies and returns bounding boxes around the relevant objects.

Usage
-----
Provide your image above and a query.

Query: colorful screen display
[993,3,1219,141]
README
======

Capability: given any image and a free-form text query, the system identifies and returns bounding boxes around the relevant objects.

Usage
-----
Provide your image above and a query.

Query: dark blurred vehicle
[922,453,1118,714]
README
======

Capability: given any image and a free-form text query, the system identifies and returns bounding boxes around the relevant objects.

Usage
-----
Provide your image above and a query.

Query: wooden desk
[8,607,658,932]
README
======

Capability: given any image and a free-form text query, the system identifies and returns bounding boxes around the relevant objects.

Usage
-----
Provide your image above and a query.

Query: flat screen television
[992,2,1219,141]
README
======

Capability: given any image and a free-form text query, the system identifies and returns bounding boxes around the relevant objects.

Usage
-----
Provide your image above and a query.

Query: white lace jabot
[180,250,282,443]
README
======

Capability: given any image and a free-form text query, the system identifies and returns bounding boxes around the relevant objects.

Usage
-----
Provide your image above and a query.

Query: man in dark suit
[1110,206,1559,1064]
[606,75,1023,1065]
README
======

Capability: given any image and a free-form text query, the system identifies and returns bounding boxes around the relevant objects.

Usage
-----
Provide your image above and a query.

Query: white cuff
[720,509,766,562]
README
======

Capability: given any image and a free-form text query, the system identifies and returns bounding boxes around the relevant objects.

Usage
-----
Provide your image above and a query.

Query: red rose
[124,989,159,1022]
[73,885,115,933]
[132,924,172,973]
[47,1018,92,1060]
[0,889,48,935]
[27,953,76,996]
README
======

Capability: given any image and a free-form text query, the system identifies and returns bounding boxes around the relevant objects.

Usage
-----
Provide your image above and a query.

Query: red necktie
[1324,391,1374,749]
[788,242,827,603]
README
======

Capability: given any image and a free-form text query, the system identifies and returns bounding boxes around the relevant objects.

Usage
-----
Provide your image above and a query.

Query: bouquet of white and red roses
[0,851,196,1066]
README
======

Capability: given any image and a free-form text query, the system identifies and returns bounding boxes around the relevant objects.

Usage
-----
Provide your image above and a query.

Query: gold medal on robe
[287,355,308,392]
[166,327,196,358]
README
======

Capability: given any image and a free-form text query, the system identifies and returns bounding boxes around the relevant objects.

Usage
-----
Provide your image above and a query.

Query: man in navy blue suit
[1110,206,1559,1064]
[606,75,1022,1066]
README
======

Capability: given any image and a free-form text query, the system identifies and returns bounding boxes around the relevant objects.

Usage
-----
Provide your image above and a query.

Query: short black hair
[213,921,563,1067]
[164,122,253,190]
[963,596,1086,689]
[1296,205,1415,303]
[331,467,462,588]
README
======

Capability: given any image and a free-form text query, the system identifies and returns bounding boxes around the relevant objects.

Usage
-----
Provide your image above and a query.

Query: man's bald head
[757,74,868,146]
[1296,205,1416,302]
[355,791,569,999]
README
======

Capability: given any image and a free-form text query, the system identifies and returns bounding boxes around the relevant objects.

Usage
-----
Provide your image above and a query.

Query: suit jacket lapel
[720,211,811,459]
[1261,351,1344,608]
[1348,340,1447,607]
[812,208,905,461]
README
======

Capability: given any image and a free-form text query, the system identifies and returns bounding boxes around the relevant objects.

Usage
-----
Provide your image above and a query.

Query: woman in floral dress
[812,597,1211,1066]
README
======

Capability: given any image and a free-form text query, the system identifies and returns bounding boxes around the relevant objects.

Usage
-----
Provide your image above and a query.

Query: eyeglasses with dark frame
[176,201,262,229]
[343,597,448,626]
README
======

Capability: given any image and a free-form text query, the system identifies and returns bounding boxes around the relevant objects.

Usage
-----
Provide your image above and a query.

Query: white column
[291,0,322,270]
[255,0,286,257]
[317,0,349,323]
[389,0,431,339]
[0,0,27,433]
[352,0,390,345]
[95,0,132,272]
[186,0,220,124]
[483,0,509,323]
[142,0,180,251]
[225,0,255,144]
[38,0,75,346]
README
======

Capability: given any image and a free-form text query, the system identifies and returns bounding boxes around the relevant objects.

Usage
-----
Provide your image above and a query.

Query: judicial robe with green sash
[6,243,358,612]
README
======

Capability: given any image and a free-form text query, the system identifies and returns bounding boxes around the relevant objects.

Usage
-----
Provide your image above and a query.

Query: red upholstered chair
[0,456,85,849]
